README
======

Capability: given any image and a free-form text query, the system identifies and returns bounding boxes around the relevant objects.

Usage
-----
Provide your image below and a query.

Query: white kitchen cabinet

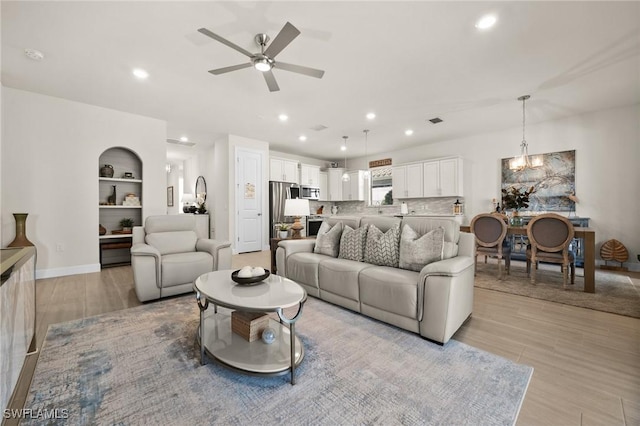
[327,168,344,201]
[270,157,299,183]
[342,170,366,201]
[423,158,463,197]
[392,163,423,198]
[318,171,328,201]
[300,164,321,187]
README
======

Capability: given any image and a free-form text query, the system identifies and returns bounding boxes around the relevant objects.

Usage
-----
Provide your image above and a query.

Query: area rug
[24,296,532,425]
[475,262,640,318]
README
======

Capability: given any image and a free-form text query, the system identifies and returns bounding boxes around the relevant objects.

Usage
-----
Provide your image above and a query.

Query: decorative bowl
[231,269,270,286]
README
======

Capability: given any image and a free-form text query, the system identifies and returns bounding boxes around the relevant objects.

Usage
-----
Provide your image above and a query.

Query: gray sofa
[276,215,475,344]
[131,215,232,302]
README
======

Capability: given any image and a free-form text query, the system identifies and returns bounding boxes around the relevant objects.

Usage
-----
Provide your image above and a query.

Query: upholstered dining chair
[470,213,510,279]
[526,213,575,289]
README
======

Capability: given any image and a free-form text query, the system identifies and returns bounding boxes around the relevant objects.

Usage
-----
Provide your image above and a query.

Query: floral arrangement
[276,223,290,231]
[196,196,207,214]
[501,185,536,211]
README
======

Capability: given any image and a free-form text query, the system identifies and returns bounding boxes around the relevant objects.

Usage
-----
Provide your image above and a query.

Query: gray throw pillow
[399,225,444,272]
[313,221,343,257]
[364,223,400,267]
[338,225,368,262]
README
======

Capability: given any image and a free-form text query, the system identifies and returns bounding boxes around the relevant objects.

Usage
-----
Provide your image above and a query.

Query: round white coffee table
[194,270,307,385]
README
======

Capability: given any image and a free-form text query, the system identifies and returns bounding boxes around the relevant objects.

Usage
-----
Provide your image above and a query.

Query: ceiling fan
[198,22,325,92]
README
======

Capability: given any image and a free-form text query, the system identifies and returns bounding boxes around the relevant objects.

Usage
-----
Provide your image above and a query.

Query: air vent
[428,117,443,124]
[167,138,196,147]
[309,124,328,131]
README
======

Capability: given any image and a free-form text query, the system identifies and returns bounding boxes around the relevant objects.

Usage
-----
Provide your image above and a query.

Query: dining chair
[526,213,575,288]
[470,213,511,279]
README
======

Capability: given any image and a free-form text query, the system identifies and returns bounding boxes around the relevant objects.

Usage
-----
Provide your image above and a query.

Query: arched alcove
[98,147,143,267]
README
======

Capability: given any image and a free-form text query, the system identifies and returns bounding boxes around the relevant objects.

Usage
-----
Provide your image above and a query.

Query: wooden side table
[270,236,315,274]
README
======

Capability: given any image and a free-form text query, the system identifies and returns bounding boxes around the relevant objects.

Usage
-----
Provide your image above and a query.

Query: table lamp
[284,198,310,239]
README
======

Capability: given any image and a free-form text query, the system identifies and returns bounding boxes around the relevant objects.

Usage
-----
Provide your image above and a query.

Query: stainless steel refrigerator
[269,182,299,238]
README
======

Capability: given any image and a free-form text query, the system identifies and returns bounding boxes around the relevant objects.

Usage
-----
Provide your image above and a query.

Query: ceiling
[2,1,639,163]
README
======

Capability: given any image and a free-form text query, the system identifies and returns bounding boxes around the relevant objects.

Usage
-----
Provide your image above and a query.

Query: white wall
[366,104,640,267]
[2,87,167,277]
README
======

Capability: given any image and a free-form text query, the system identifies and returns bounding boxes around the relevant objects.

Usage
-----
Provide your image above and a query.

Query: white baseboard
[36,263,101,279]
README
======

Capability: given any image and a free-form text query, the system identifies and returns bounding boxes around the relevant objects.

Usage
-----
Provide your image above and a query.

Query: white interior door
[236,148,263,253]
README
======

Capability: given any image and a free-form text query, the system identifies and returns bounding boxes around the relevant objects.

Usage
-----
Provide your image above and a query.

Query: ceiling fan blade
[264,22,300,58]
[198,28,253,58]
[208,63,252,75]
[263,70,280,92]
[275,62,325,79]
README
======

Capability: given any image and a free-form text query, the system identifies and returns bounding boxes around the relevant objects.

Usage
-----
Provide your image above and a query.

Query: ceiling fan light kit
[198,21,325,92]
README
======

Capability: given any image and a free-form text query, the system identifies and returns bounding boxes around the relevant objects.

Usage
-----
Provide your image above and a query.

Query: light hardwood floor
[8,251,640,426]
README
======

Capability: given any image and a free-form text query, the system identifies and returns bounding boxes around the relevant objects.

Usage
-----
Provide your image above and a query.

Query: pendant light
[342,136,350,182]
[509,95,543,171]
[363,129,370,181]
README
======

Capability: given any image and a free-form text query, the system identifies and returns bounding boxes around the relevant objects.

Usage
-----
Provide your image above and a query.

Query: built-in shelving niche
[98,147,142,267]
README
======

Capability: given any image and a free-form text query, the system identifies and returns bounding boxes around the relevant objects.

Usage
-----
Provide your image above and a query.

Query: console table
[1,247,37,412]
[461,225,596,293]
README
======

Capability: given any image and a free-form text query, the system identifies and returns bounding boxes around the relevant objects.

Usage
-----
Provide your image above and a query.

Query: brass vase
[8,213,34,247]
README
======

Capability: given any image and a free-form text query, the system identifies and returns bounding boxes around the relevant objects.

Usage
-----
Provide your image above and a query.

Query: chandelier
[362,130,370,181]
[342,136,350,182]
[509,95,543,171]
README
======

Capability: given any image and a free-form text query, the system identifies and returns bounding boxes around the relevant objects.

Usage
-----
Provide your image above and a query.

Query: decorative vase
[107,185,116,205]
[8,213,34,247]
[511,211,523,227]
[99,224,107,235]
[279,230,289,239]
[100,164,114,178]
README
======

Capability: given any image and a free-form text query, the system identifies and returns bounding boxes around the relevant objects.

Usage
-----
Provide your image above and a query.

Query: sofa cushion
[359,266,420,319]
[146,231,197,255]
[286,252,327,289]
[338,225,368,262]
[161,251,212,287]
[364,223,400,267]
[399,225,444,272]
[314,221,343,257]
[401,217,460,259]
[319,258,372,302]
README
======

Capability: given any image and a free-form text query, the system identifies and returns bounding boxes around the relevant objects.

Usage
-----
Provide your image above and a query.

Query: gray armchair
[131,215,231,302]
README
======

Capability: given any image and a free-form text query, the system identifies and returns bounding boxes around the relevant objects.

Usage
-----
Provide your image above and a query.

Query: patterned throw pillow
[338,225,368,262]
[398,225,444,272]
[313,221,343,257]
[364,223,400,267]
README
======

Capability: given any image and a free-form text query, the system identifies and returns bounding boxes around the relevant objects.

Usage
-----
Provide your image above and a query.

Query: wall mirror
[195,176,207,202]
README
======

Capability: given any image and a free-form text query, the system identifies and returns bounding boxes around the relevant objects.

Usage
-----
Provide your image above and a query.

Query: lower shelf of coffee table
[201,311,304,375]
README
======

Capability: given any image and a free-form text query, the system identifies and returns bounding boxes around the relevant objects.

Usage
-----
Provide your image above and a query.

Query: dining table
[460,225,596,293]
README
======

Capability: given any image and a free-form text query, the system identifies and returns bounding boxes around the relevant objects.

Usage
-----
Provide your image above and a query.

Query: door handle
[257,213,262,216]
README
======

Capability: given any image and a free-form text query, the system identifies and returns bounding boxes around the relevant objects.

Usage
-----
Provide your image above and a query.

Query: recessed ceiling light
[475,14,497,30]
[278,114,288,122]
[299,135,307,142]
[405,129,414,136]
[132,68,149,79]
[180,136,189,142]
[341,145,347,151]
[24,48,44,61]
[366,112,376,120]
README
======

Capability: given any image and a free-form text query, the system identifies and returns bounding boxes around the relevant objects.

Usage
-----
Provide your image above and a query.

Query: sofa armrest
[418,255,475,279]
[131,243,162,288]
[275,239,316,276]
[416,255,475,344]
[131,243,161,259]
[196,239,232,270]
